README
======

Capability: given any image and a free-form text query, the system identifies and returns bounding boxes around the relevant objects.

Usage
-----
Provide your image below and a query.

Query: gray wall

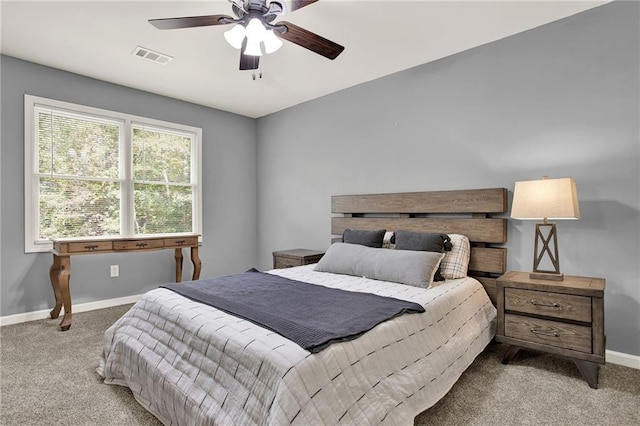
[1,56,259,314]
[1,2,638,358]
[256,2,640,356]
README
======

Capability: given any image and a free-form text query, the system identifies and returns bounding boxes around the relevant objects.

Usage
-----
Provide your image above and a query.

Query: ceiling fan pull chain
[253,59,262,80]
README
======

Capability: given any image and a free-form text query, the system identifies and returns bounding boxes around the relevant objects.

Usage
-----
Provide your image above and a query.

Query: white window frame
[24,94,203,253]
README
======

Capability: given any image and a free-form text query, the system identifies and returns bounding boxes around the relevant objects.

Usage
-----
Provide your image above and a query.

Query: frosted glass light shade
[245,18,266,40]
[244,39,263,56]
[511,177,580,220]
[263,30,283,53]
[224,24,245,49]
[225,19,281,57]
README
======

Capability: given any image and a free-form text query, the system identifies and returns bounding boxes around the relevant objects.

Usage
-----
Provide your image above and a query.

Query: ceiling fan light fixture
[149,0,344,71]
[245,18,267,40]
[263,29,283,54]
[224,24,246,49]
[244,39,263,56]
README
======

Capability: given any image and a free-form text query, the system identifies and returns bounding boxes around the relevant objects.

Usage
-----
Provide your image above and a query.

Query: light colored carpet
[1,305,638,425]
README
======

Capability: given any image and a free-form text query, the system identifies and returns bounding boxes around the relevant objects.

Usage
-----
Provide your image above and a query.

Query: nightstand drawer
[273,249,324,269]
[274,257,303,269]
[505,314,592,353]
[505,288,591,322]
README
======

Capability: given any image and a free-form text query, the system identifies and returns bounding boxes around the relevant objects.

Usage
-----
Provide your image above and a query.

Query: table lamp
[511,176,580,281]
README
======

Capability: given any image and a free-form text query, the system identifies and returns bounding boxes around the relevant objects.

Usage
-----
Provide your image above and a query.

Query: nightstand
[272,249,325,269]
[496,271,605,388]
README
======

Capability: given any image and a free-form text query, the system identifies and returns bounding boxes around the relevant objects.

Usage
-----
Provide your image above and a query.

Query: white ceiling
[1,1,609,118]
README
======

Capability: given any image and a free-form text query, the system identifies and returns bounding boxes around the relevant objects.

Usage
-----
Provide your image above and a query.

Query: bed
[98,188,508,425]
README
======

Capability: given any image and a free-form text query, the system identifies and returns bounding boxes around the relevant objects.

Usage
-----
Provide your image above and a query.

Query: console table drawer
[113,239,164,251]
[164,236,199,247]
[66,241,113,253]
[505,314,592,353]
[505,288,591,322]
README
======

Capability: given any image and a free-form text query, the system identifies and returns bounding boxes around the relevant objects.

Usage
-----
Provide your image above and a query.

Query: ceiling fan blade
[149,14,233,30]
[239,38,260,70]
[277,21,344,60]
[290,0,319,12]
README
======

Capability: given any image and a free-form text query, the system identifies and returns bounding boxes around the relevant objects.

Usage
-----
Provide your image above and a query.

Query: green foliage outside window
[133,128,193,235]
[36,110,194,240]
[37,112,121,239]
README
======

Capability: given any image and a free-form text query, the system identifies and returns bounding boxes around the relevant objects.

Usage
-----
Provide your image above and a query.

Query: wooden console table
[49,234,201,331]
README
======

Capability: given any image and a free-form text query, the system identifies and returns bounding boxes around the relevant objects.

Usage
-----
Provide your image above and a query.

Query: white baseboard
[2,298,639,371]
[606,350,640,370]
[0,294,142,327]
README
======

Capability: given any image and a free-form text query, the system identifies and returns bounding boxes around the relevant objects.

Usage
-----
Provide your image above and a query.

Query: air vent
[131,46,173,65]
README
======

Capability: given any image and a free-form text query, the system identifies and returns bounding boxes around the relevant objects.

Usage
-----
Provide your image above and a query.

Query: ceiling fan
[149,0,345,71]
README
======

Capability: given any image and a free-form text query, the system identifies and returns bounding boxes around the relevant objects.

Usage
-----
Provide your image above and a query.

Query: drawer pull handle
[530,328,559,337]
[136,243,148,248]
[530,299,560,308]
[175,240,186,245]
[84,245,98,251]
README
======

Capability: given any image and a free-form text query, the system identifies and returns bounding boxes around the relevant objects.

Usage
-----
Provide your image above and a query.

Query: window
[24,95,202,253]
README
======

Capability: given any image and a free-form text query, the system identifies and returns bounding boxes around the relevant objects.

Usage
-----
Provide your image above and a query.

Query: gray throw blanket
[161,269,425,353]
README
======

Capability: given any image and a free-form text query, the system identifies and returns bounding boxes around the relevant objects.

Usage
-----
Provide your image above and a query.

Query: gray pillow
[393,230,452,282]
[314,243,444,288]
[342,229,386,248]
[393,230,452,252]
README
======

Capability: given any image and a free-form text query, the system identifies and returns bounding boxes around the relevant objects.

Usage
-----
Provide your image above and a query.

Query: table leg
[574,360,599,389]
[191,246,201,280]
[57,256,72,331]
[49,255,63,319]
[174,248,184,282]
[501,345,521,365]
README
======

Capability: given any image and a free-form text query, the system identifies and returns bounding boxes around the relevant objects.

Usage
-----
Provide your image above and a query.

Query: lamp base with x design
[530,221,564,281]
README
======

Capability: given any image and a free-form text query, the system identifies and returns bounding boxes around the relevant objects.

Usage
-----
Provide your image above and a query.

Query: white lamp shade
[263,30,283,54]
[511,177,580,220]
[224,24,246,49]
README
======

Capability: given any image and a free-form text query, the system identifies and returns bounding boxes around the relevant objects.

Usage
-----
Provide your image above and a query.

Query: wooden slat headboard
[330,188,508,304]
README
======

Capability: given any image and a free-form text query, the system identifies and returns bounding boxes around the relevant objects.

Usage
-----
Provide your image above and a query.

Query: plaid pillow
[440,234,470,279]
[382,231,395,249]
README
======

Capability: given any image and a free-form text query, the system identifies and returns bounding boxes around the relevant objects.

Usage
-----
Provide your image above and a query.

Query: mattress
[98,265,496,425]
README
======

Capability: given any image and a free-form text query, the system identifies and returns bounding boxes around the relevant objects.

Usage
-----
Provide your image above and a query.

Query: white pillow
[440,234,470,279]
[314,243,444,288]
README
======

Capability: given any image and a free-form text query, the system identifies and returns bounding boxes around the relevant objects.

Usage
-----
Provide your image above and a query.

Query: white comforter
[98,265,496,425]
